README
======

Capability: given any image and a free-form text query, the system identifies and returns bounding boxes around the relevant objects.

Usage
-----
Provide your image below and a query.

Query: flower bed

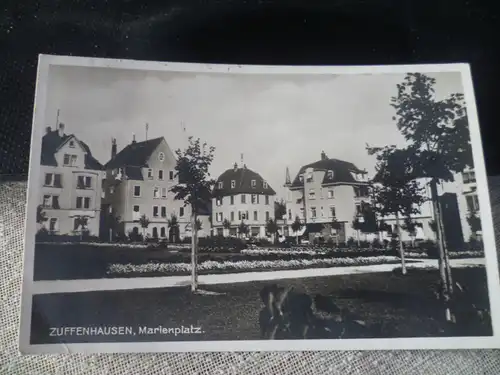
[107,255,407,276]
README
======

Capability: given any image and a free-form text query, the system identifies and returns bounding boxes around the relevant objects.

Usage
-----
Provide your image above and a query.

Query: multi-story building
[102,135,211,241]
[284,151,371,242]
[39,123,104,236]
[212,162,276,237]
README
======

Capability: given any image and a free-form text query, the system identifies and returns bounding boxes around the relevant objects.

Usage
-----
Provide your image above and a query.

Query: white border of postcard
[20,54,500,354]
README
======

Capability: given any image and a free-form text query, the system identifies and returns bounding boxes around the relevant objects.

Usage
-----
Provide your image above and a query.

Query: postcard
[19,55,500,354]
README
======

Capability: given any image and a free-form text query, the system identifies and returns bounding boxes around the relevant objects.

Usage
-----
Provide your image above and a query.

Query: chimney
[132,133,136,144]
[111,138,117,159]
[285,167,291,185]
[233,162,238,171]
[321,150,328,160]
[58,123,65,137]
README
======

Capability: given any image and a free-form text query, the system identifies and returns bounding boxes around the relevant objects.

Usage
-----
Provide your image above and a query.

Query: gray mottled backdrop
[1,178,500,375]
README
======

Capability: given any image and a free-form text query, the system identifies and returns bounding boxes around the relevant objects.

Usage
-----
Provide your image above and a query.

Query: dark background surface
[1,0,499,177]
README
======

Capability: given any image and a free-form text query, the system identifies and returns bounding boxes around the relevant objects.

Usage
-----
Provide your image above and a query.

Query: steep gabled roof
[289,157,366,188]
[40,129,103,170]
[104,137,164,169]
[213,165,276,196]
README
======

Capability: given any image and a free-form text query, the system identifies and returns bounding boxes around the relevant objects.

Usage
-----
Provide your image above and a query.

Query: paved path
[31,257,485,295]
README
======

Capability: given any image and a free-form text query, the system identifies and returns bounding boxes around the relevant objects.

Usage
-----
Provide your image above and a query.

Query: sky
[43,64,464,200]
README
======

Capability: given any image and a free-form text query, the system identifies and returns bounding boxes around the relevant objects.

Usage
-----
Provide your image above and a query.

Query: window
[254,211,258,221]
[311,207,317,218]
[76,196,83,209]
[147,169,153,179]
[327,170,334,179]
[218,181,223,189]
[161,187,167,198]
[300,207,305,218]
[463,171,476,184]
[42,195,58,208]
[216,213,223,222]
[328,190,334,199]
[231,180,236,188]
[216,198,223,206]
[158,152,165,161]
[53,174,62,187]
[49,218,57,232]
[73,218,80,230]
[230,196,234,205]
[288,209,292,220]
[69,140,75,148]
[153,187,160,199]
[263,181,268,189]
[179,207,185,217]
[133,205,140,213]
[133,185,141,197]
[299,174,304,183]
[44,173,62,187]
[251,180,256,188]
[354,186,369,198]
[169,171,174,180]
[330,206,336,218]
[63,154,77,166]
[161,206,166,217]
[265,211,270,221]
[321,207,324,217]
[52,196,60,209]
[241,194,246,204]
[238,211,242,220]
[152,227,158,238]
[265,195,270,205]
[153,206,159,217]
[466,194,480,212]
[85,176,92,188]
[77,176,84,189]
[230,211,235,221]
[309,189,316,199]
[306,173,313,182]
[251,194,258,204]
[109,186,115,194]
[84,197,91,209]
[158,170,164,180]
[160,227,166,237]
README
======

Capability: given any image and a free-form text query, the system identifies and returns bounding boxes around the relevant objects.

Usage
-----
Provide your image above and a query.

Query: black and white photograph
[20,55,500,353]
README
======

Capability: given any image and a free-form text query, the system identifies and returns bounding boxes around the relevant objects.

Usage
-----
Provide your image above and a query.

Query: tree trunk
[395,212,406,275]
[191,212,198,292]
[430,179,452,322]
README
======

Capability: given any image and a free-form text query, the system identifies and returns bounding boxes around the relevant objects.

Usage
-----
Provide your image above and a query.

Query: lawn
[30,267,491,344]
[33,243,419,280]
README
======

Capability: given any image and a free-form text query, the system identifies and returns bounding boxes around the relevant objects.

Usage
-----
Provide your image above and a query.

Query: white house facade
[212,162,276,238]
[102,135,211,241]
[39,123,105,236]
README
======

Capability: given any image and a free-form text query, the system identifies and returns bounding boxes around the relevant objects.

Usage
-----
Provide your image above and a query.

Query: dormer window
[231,180,236,188]
[218,181,223,189]
[327,170,334,179]
[263,181,268,189]
[69,140,75,148]
[299,174,304,183]
[306,173,313,183]
[251,180,256,188]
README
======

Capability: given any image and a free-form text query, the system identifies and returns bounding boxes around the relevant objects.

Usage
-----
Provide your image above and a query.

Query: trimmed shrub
[419,240,439,259]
